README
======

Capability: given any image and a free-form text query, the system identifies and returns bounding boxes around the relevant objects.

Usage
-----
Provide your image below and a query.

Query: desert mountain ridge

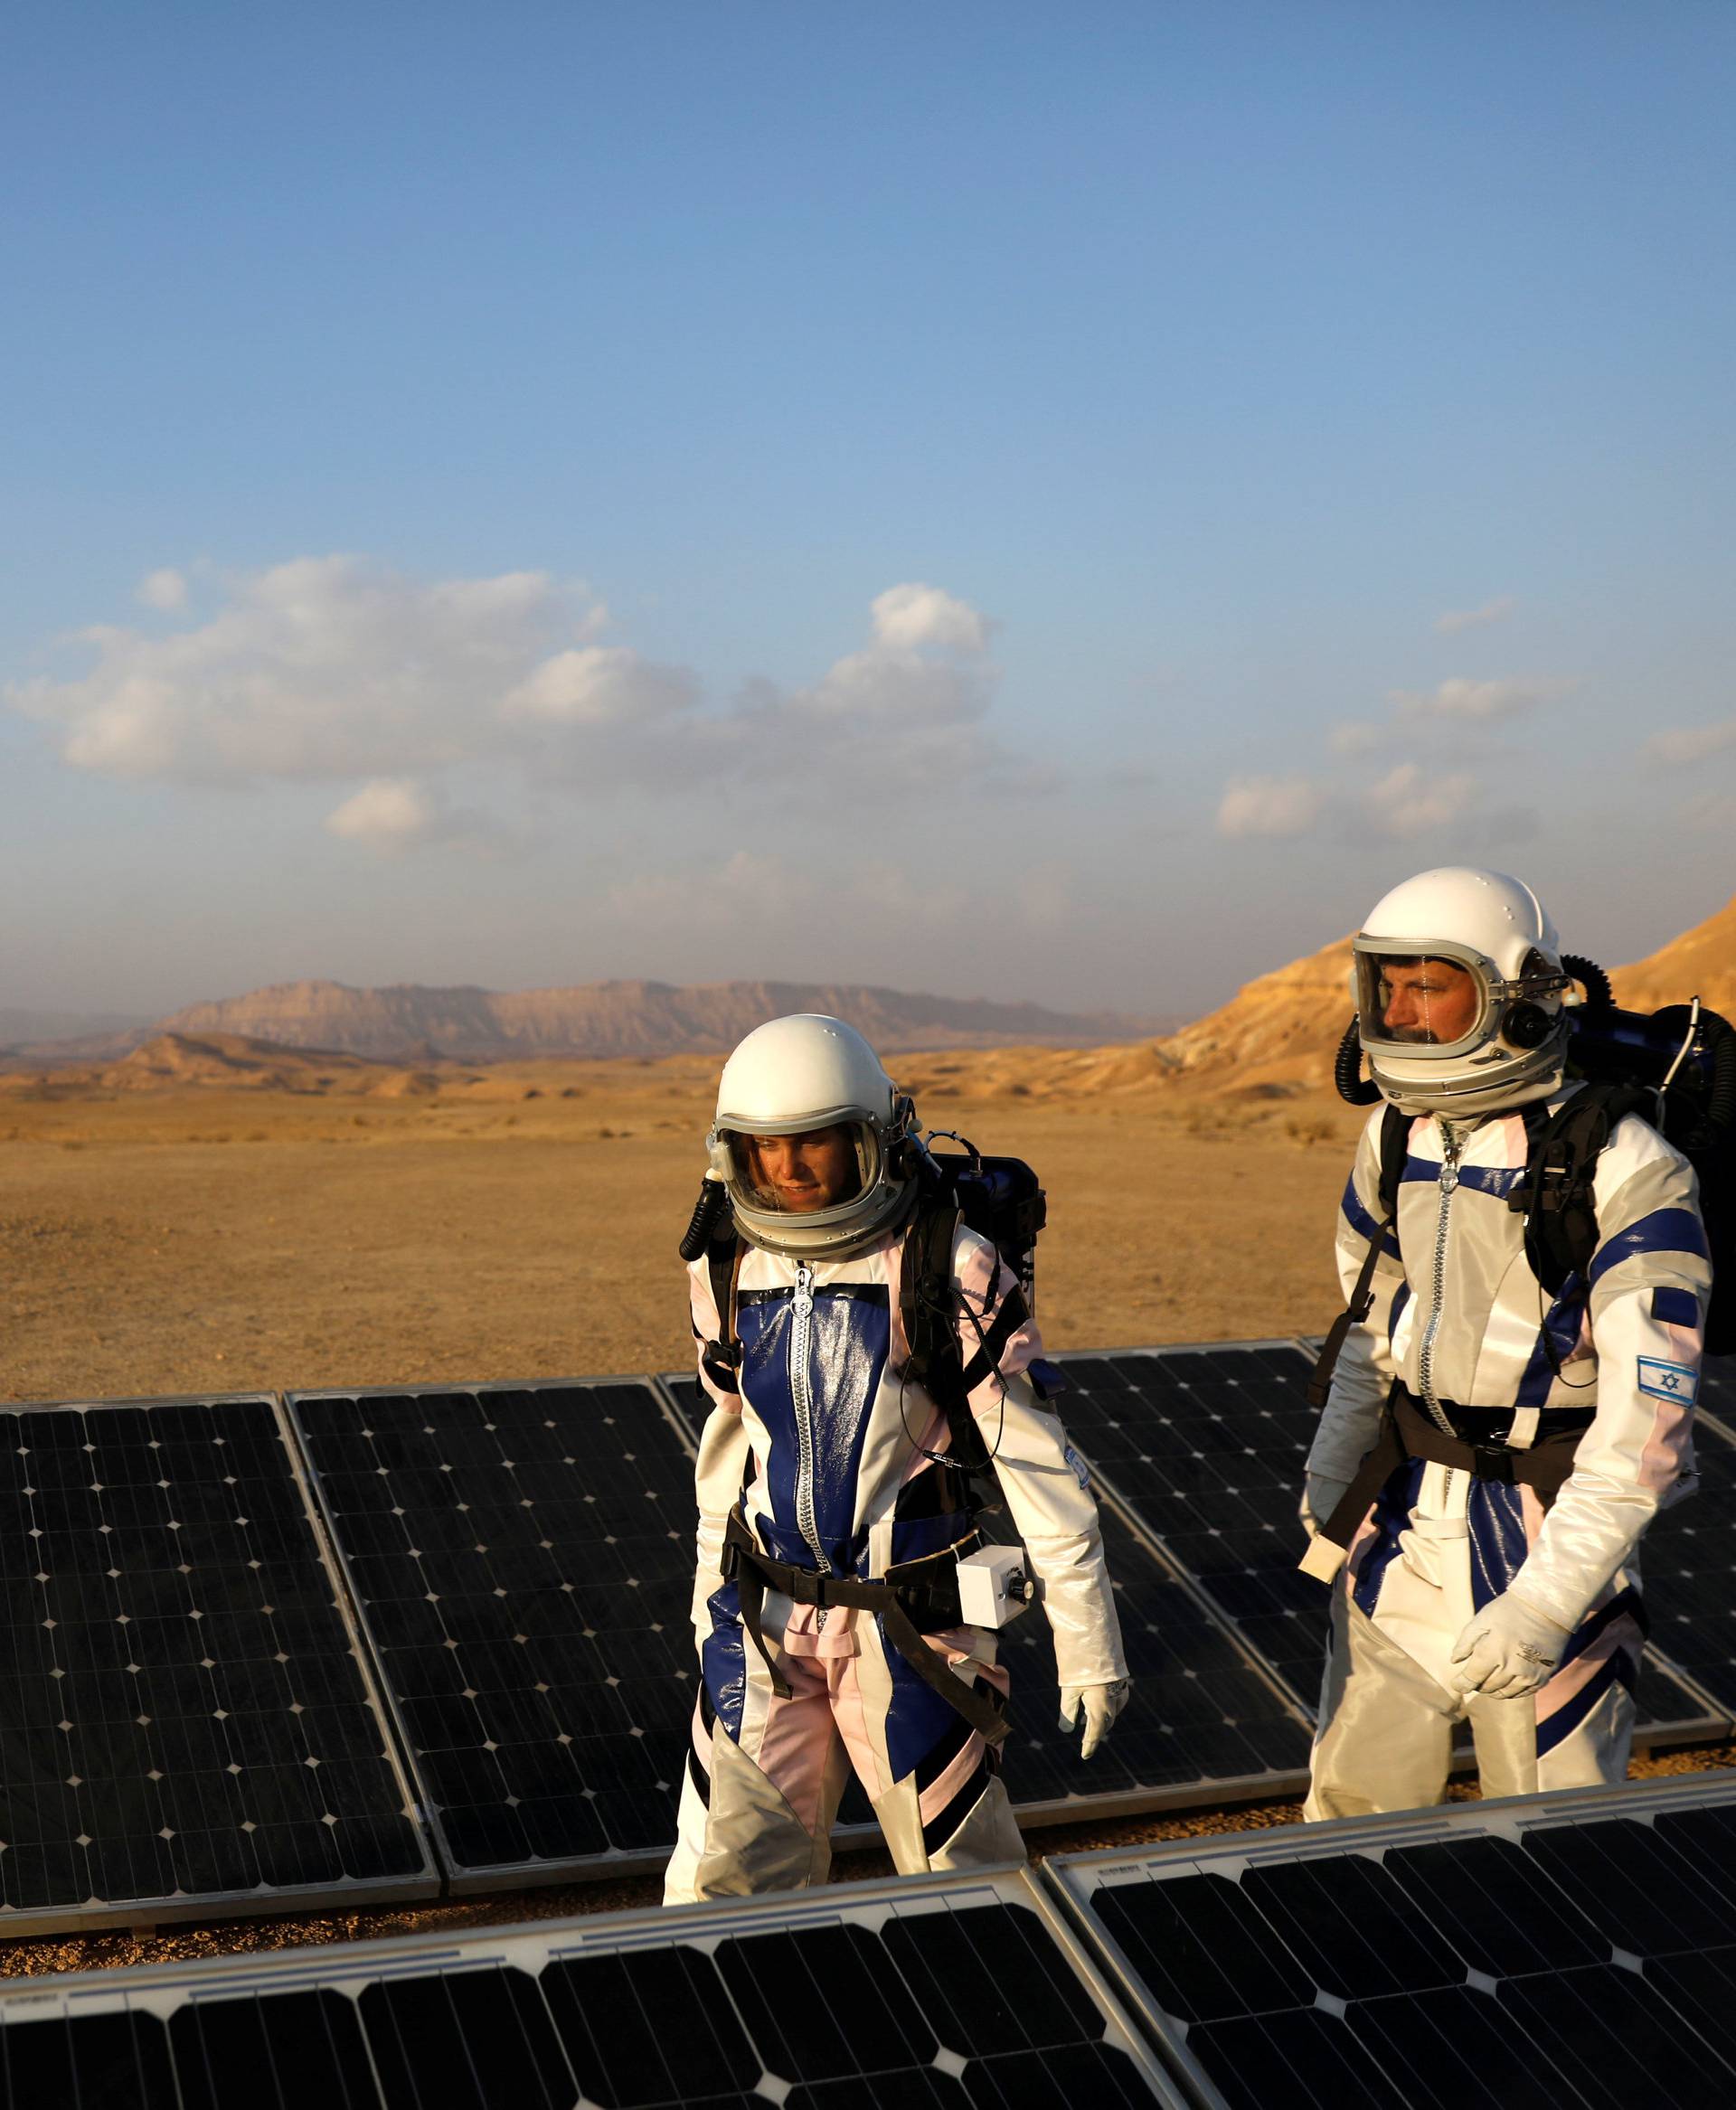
[2,977,1175,1069]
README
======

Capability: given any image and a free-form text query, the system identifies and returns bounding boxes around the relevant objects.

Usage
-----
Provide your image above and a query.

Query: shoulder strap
[1375,1101,1410,1220]
[901,1193,992,1470]
[701,1236,746,1394]
[1307,1107,1406,1411]
[1512,1084,1646,1295]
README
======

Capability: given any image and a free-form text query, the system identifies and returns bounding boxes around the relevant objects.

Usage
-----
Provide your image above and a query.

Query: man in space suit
[664,1013,1128,1901]
[1300,867,1710,1815]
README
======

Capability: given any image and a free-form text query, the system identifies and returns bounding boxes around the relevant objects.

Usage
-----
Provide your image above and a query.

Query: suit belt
[720,1507,1009,1745]
[1302,1384,1593,1585]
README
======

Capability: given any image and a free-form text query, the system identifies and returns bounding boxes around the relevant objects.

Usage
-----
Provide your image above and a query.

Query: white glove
[1448,1591,1571,1700]
[1060,1679,1130,1759]
[1300,1474,1351,1540]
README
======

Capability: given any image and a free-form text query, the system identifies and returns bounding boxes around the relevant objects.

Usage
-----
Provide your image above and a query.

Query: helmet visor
[1354,944,1494,1056]
[719,1120,877,1218]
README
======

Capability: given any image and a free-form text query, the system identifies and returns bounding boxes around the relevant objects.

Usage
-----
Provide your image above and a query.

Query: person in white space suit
[1300,868,1710,1817]
[664,1013,1127,1902]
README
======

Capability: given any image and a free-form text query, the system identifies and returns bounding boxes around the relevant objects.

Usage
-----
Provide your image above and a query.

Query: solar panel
[1630,1400,1736,1725]
[0,1865,1189,2109]
[1055,1342,1731,1748]
[287,1378,699,1888]
[1050,1771,1736,2110]
[0,1394,434,1936]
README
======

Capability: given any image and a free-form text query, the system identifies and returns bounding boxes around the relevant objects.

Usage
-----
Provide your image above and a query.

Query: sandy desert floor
[3,1056,1728,1976]
[0,1053,1366,1402]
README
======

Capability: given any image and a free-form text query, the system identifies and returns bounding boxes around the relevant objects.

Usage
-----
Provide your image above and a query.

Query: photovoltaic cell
[288,1379,698,1883]
[0,1867,1185,2109]
[1052,1773,1736,2110]
[0,1396,431,1934]
[1641,1389,1736,1721]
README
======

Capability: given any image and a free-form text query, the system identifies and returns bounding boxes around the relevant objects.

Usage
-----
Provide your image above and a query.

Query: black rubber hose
[1704,1010,1736,1133]
[678,1177,731,1261]
[1334,1017,1382,1106]
[1561,954,1614,1011]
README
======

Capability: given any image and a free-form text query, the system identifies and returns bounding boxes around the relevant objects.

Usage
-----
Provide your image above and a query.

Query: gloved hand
[1060,1679,1130,1758]
[1448,1592,1571,1699]
[1300,1474,1351,1540]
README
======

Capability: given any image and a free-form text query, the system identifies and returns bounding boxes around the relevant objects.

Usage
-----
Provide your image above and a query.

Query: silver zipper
[789,1264,833,1604]
[1417,1122,1460,1436]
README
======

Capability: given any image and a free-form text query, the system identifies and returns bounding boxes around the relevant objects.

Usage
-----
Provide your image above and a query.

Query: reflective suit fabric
[1305,1092,1710,1820]
[664,1225,1127,1904]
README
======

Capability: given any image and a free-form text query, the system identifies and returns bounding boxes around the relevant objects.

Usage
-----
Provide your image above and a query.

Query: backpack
[1310,994,1736,1408]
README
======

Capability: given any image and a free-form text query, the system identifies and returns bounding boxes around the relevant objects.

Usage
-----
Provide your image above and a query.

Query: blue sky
[4,3,1732,1021]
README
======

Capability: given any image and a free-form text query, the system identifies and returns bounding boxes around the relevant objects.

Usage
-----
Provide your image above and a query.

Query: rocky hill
[1611,895,1736,1020]
[145,978,1159,1062]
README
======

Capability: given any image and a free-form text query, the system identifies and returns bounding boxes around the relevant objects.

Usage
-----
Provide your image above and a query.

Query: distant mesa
[136,978,1171,1064]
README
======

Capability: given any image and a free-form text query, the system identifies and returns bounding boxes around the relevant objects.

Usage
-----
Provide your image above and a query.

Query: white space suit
[663,1015,1127,1903]
[1301,869,1711,1816]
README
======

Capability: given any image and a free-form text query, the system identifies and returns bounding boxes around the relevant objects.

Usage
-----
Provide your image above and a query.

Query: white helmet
[708,1014,920,1258]
[1352,867,1571,1116]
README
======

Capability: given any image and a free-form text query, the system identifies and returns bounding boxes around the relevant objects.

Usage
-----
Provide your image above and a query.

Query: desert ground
[0,1050,1366,1404]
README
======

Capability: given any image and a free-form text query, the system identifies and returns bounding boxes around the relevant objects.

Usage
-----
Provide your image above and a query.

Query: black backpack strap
[1307,1105,1409,1411]
[1511,1084,1646,1296]
[901,1193,992,1471]
[701,1236,745,1395]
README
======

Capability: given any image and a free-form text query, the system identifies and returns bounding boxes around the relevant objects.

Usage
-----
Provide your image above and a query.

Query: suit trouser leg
[1304,1584,1455,1821]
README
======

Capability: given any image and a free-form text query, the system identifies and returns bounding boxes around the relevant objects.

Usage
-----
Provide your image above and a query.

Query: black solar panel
[1052,1773,1736,2110]
[288,1379,697,1885]
[0,1867,1184,2109]
[982,1487,1313,1809]
[0,1395,433,1934]
[1622,1407,1736,1726]
[1059,1342,1731,1747]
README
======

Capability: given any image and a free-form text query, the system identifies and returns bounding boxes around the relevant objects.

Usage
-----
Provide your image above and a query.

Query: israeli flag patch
[1063,1444,1091,1490]
[1638,1356,1699,1405]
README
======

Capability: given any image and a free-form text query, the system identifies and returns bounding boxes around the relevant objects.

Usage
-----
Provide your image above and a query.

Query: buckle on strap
[1473,1446,1516,1484]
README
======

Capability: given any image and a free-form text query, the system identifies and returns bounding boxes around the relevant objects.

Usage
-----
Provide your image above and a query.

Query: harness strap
[1301,1385,1592,1583]
[1307,1211,1393,1409]
[702,1237,746,1394]
[721,1508,1009,1744]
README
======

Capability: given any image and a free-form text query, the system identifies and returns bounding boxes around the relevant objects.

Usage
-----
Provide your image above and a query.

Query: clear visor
[1354,946,1494,1054]
[719,1120,878,1218]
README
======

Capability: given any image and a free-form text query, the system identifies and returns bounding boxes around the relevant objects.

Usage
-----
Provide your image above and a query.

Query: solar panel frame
[1052,1339,1733,1753]
[285,1374,702,1893]
[0,1390,438,1937]
[656,1367,1319,1832]
[0,1860,1193,2109]
[1045,1769,1736,2110]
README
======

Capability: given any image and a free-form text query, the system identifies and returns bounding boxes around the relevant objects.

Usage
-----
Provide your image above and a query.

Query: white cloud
[1434,596,1516,636]
[868,581,990,654]
[1330,718,1385,756]
[1389,675,1570,721]
[136,568,189,611]
[10,556,619,786]
[1645,718,1736,767]
[1216,776,1325,839]
[499,646,696,726]
[6,560,1025,843]
[1363,761,1478,837]
[326,778,448,852]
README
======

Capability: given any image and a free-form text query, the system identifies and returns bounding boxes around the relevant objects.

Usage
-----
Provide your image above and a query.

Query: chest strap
[1300,1385,1593,1584]
[721,1508,1009,1745]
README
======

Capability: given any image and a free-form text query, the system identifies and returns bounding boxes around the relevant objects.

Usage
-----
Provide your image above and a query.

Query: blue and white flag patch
[1638,1356,1699,1406]
[1063,1444,1091,1490]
